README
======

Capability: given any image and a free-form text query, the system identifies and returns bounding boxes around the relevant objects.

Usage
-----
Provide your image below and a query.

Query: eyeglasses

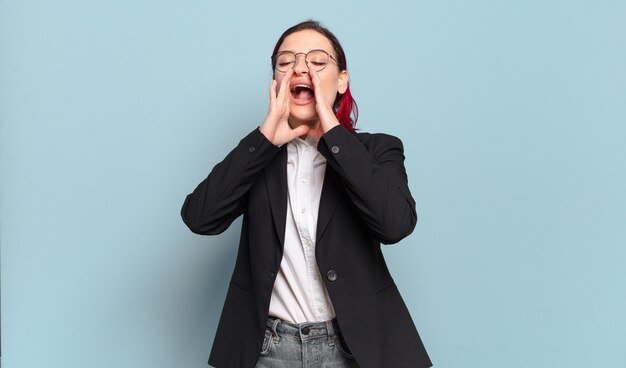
[273,49,339,73]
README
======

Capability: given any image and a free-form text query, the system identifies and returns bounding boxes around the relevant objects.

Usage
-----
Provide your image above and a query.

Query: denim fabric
[255,316,360,368]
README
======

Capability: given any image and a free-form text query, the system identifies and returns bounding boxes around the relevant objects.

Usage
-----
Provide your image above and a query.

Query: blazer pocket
[374,282,396,295]
[230,279,252,292]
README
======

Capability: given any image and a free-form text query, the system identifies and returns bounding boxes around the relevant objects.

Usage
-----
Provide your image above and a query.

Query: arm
[182,70,307,235]
[181,128,279,235]
[307,68,417,244]
[318,126,417,244]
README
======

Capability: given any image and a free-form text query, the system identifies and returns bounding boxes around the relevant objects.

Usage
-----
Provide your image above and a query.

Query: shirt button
[327,270,338,281]
[331,146,340,154]
[248,146,256,154]
[300,208,306,214]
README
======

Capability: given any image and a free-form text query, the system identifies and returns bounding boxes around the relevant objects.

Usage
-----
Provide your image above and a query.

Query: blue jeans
[255,316,360,368]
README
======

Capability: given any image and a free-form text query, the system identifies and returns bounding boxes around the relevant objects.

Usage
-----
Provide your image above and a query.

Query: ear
[337,70,349,94]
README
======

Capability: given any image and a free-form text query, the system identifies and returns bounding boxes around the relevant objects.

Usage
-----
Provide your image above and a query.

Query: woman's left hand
[310,68,340,133]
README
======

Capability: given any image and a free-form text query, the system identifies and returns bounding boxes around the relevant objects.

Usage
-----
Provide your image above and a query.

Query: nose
[293,54,309,75]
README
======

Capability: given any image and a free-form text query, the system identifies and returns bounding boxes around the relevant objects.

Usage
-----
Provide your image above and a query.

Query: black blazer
[181,125,432,368]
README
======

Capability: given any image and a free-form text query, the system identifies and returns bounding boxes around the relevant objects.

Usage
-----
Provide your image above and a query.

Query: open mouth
[290,84,314,102]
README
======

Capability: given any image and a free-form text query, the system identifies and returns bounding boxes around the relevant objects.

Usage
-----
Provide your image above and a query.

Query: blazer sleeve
[318,125,417,244]
[181,128,280,235]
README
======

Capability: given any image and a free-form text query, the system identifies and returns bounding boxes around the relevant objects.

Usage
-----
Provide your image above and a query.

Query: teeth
[292,84,312,90]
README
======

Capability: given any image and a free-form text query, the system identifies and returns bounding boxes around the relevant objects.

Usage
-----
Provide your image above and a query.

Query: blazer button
[331,146,340,154]
[327,270,338,281]
[248,146,256,154]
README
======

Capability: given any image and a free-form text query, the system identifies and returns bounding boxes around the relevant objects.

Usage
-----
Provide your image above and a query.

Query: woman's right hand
[259,69,309,146]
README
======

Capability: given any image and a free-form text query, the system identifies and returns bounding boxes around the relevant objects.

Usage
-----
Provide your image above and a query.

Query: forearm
[318,126,417,244]
[181,128,280,235]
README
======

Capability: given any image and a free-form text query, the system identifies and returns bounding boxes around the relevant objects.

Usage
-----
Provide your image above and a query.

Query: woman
[181,20,432,368]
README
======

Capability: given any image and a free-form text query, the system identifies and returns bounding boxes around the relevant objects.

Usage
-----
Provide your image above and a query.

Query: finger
[309,68,340,130]
[309,68,326,104]
[269,79,277,106]
[277,69,293,102]
[277,71,293,113]
[309,67,319,90]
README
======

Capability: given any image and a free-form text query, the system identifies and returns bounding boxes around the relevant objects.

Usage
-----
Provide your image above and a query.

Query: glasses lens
[306,50,329,71]
[275,52,295,72]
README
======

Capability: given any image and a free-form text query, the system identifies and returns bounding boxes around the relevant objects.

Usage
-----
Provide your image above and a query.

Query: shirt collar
[290,135,319,149]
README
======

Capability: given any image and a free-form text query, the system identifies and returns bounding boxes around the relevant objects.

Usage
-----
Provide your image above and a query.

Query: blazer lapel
[264,147,288,249]
[316,165,342,243]
[264,146,342,247]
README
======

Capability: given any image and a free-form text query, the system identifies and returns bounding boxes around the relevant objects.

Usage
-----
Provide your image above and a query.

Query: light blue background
[1,1,625,367]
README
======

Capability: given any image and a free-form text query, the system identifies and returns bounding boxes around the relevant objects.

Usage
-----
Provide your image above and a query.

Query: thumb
[291,124,310,139]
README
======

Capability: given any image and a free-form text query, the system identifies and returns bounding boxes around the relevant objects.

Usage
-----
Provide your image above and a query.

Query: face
[274,30,349,125]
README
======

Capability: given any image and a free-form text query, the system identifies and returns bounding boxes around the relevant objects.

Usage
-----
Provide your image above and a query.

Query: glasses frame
[273,49,339,73]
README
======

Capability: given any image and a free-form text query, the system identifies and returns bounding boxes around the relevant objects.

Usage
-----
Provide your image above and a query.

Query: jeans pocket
[334,334,355,360]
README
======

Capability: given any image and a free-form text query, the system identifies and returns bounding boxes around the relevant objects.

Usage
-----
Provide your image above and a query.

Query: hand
[259,69,310,146]
[310,68,340,133]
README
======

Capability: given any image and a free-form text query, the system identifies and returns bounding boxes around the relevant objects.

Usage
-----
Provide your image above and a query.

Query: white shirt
[268,136,336,323]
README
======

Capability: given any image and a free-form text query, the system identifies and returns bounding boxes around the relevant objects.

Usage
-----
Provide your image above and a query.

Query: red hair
[335,85,358,131]
[271,20,358,132]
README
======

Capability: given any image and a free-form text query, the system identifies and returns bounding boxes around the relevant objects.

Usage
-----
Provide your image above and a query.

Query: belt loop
[326,320,335,347]
[271,317,281,343]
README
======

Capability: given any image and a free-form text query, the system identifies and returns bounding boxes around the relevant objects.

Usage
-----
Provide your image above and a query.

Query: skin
[259,30,349,145]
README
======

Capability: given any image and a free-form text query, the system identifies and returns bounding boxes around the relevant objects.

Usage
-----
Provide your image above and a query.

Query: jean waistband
[266,316,341,341]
